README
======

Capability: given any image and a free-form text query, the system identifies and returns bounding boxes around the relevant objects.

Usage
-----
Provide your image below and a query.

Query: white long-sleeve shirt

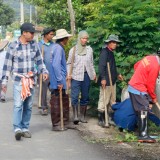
[67,45,96,81]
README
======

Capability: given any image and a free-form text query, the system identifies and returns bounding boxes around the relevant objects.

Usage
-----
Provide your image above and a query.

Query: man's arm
[99,49,108,88]
[52,46,63,85]
[35,43,48,74]
[35,43,48,81]
[1,45,13,86]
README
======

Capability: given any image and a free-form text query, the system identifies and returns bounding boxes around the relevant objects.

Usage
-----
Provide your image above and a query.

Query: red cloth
[129,55,160,101]
[21,71,34,101]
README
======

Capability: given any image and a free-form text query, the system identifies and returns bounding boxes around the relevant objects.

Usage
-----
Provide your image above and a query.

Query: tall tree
[0,0,15,26]
[67,0,75,35]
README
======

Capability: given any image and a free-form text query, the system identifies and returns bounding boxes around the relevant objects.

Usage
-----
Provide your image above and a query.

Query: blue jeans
[71,72,90,106]
[13,84,34,132]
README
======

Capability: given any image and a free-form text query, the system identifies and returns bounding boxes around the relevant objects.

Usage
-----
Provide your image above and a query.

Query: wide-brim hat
[53,29,72,40]
[0,40,9,51]
[104,34,121,43]
[42,28,55,36]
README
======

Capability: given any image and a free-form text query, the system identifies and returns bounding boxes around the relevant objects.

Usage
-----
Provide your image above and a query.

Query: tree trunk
[67,0,76,35]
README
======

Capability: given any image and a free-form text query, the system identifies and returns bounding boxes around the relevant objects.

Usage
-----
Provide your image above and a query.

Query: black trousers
[129,92,151,112]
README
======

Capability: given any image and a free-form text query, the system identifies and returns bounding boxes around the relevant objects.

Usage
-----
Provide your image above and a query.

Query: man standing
[0,40,9,102]
[97,34,123,128]
[49,29,72,130]
[38,28,55,115]
[1,22,48,140]
[128,51,160,143]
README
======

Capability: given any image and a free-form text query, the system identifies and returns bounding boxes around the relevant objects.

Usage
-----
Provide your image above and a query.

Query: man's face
[80,36,88,46]
[45,31,54,41]
[63,37,69,45]
[108,41,118,50]
[23,31,34,42]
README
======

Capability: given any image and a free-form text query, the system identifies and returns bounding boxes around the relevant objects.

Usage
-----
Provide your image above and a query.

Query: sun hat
[0,40,9,51]
[20,22,35,33]
[42,28,55,36]
[53,29,72,40]
[104,34,121,43]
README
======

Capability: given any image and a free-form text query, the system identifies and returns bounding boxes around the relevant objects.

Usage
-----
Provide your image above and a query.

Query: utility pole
[30,5,32,23]
[35,6,37,25]
[20,0,24,24]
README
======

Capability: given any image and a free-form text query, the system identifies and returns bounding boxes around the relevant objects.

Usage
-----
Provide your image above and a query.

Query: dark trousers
[41,79,49,110]
[71,72,90,106]
[129,92,150,112]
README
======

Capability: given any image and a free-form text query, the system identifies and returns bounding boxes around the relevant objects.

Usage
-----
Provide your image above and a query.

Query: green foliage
[84,0,160,104]
[0,0,15,26]
[27,0,90,31]
[116,130,138,142]
[149,120,160,135]
[25,0,160,108]
[7,21,21,32]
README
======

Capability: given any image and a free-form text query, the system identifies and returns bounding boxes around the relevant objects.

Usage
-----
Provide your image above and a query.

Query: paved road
[0,81,116,160]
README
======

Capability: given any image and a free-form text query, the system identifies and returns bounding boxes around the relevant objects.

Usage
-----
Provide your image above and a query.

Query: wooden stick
[66,46,76,95]
[107,62,114,103]
[155,102,160,111]
[103,88,109,127]
[38,45,44,108]
[59,89,64,130]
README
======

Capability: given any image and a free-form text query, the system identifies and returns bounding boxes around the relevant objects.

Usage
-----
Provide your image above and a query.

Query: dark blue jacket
[112,98,160,131]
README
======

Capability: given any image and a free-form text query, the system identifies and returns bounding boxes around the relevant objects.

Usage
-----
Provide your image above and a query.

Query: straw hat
[0,40,9,51]
[104,34,121,43]
[53,29,72,40]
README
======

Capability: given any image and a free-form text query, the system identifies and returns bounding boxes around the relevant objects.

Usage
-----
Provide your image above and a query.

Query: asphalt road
[0,80,119,160]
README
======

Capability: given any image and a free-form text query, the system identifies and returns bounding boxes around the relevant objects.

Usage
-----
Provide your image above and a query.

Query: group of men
[0,22,160,143]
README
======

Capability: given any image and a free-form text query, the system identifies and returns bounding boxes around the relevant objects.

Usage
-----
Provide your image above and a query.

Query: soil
[76,118,160,160]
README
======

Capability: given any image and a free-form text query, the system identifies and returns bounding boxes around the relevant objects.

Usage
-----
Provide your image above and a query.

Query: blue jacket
[49,43,67,89]
[112,98,160,131]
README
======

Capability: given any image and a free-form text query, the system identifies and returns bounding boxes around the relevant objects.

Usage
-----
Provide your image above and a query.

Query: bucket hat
[53,29,72,40]
[104,34,121,43]
[42,28,55,36]
[0,40,9,51]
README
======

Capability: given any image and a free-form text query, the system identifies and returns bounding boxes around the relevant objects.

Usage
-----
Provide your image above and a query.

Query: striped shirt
[67,45,96,81]
[1,39,48,85]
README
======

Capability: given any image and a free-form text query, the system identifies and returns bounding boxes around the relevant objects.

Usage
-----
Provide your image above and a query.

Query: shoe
[98,111,109,128]
[138,136,156,143]
[138,111,156,143]
[15,130,22,141]
[72,106,79,125]
[41,109,48,116]
[0,97,6,103]
[80,106,87,123]
[22,131,32,138]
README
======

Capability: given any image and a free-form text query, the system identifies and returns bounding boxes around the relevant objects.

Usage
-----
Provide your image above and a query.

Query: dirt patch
[77,118,160,160]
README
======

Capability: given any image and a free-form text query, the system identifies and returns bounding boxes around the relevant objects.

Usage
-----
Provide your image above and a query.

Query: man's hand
[67,75,72,80]
[152,98,158,104]
[101,80,106,89]
[58,84,63,90]
[42,74,49,81]
[118,74,124,81]
[94,75,97,83]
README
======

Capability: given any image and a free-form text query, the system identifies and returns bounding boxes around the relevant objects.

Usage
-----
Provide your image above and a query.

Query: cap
[20,22,35,33]
[42,28,55,36]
